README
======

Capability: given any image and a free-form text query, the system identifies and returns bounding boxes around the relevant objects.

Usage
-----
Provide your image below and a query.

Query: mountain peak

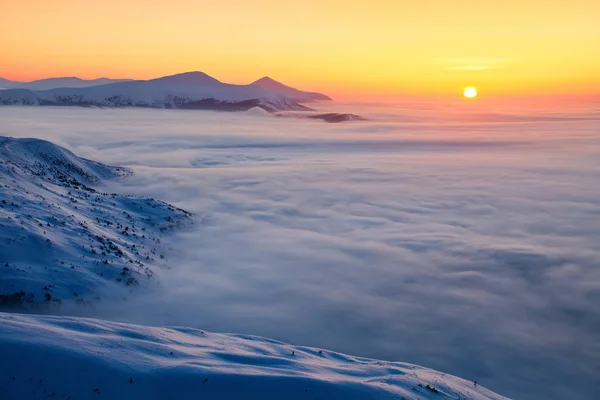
[151,71,222,86]
[254,76,277,83]
[251,76,288,89]
[251,76,332,101]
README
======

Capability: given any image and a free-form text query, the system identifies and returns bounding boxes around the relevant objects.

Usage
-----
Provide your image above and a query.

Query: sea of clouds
[1,102,599,400]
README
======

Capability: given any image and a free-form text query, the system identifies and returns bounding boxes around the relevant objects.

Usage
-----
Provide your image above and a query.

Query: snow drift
[0,312,508,400]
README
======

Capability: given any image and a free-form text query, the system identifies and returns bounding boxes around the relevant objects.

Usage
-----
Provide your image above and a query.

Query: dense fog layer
[1,103,599,400]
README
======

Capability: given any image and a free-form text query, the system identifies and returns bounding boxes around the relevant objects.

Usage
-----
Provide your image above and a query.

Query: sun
[463,87,478,98]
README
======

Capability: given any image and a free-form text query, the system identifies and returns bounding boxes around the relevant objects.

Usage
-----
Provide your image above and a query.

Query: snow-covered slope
[0,312,508,400]
[0,137,191,310]
[0,72,329,112]
[0,77,132,90]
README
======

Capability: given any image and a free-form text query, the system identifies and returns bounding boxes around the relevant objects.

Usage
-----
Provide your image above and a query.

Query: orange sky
[1,0,599,100]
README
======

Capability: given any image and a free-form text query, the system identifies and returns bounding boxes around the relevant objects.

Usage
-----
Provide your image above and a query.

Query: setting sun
[463,87,478,98]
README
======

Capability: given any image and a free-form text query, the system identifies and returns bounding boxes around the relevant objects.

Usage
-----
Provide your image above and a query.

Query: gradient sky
[1,0,599,99]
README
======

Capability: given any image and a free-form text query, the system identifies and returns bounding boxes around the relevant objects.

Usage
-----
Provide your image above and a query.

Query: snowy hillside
[0,137,192,310]
[0,72,330,112]
[0,312,508,400]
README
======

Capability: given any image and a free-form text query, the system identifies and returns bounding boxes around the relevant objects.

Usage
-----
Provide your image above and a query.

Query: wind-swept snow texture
[0,137,191,310]
[0,312,508,400]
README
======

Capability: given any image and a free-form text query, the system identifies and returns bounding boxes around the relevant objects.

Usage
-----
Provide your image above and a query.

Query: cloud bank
[1,104,599,400]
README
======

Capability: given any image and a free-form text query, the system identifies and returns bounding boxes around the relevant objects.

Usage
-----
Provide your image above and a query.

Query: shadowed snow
[0,312,506,400]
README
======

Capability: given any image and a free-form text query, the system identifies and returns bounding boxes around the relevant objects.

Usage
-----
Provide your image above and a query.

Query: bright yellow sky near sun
[1,0,599,99]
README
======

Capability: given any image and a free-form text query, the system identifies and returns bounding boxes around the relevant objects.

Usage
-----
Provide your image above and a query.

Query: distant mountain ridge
[0,77,133,90]
[0,72,331,112]
[0,78,15,89]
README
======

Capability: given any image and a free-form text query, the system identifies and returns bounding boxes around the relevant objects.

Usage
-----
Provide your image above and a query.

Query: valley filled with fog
[1,103,599,400]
